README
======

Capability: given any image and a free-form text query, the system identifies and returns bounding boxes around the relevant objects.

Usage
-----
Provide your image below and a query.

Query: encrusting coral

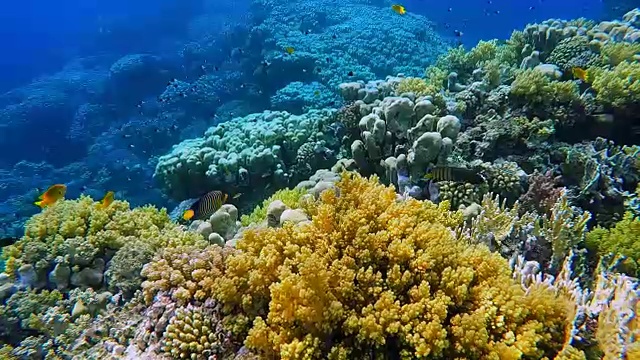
[210,173,575,359]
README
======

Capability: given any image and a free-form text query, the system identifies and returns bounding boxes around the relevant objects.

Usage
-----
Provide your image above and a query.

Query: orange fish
[285,46,295,55]
[98,191,115,209]
[391,4,406,15]
[572,67,589,82]
[34,184,66,208]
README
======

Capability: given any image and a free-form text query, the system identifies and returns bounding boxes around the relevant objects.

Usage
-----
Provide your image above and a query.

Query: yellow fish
[98,191,115,209]
[183,190,228,221]
[34,184,67,208]
[391,4,406,15]
[285,46,295,55]
[572,67,589,82]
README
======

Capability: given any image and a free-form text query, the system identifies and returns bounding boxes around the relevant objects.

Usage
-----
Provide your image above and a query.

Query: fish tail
[34,200,44,208]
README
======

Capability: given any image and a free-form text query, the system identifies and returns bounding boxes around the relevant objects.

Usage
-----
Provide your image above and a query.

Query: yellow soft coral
[591,61,640,109]
[1,196,204,292]
[141,244,234,305]
[212,173,573,359]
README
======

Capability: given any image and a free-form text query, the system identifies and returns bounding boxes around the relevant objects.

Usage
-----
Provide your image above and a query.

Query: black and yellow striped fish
[182,190,228,221]
[424,166,486,184]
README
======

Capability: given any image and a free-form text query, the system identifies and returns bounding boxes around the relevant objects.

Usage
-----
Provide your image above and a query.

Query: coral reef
[1,196,203,294]
[211,173,575,359]
[154,109,340,201]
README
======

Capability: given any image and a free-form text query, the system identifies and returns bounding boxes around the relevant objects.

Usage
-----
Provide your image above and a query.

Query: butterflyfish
[391,4,406,15]
[98,191,115,209]
[34,184,67,208]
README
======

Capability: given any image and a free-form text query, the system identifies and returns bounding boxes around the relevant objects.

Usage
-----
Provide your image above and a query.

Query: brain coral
[1,196,204,296]
[212,173,573,359]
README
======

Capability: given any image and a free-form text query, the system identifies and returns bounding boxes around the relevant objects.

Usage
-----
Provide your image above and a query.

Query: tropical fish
[285,46,295,55]
[0,237,18,248]
[424,166,486,184]
[34,184,67,208]
[98,191,115,209]
[391,4,406,15]
[182,190,228,221]
[572,67,589,82]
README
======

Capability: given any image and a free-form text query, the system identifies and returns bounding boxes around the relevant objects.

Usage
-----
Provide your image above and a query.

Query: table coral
[211,173,573,359]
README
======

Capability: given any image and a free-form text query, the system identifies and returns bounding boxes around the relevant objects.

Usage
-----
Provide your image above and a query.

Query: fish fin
[427,180,440,203]
[0,237,19,248]
[34,200,44,208]
[183,209,195,221]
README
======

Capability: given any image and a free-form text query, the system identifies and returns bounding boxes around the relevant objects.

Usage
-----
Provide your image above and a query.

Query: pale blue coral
[270,81,341,113]
[154,109,338,200]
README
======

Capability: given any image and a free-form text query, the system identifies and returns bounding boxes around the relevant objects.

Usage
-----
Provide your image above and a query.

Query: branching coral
[162,303,234,360]
[599,42,640,66]
[141,244,234,305]
[536,190,591,271]
[212,173,574,359]
[586,212,640,277]
[510,69,580,106]
[395,77,438,97]
[591,60,640,109]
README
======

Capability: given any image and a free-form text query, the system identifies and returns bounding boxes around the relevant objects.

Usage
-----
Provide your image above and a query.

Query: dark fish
[182,190,228,221]
[0,237,19,248]
[454,30,463,37]
[347,71,354,76]
[424,166,486,184]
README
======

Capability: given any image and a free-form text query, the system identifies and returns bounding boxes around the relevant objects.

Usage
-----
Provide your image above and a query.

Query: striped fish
[182,190,228,221]
[424,166,486,184]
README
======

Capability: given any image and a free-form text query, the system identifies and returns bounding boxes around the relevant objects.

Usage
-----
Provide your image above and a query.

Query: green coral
[483,162,524,203]
[240,188,306,226]
[591,61,640,109]
[1,196,204,295]
[437,181,488,210]
[395,77,438,96]
[586,212,640,276]
[547,36,590,71]
[510,69,580,105]
[162,305,233,359]
[599,42,640,66]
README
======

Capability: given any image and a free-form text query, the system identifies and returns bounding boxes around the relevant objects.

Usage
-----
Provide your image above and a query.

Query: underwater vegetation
[2,0,640,359]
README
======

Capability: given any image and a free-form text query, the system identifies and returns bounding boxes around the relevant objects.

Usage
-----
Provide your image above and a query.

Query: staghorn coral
[212,173,574,359]
[536,190,591,271]
[591,271,640,359]
[586,212,640,277]
[1,196,204,294]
